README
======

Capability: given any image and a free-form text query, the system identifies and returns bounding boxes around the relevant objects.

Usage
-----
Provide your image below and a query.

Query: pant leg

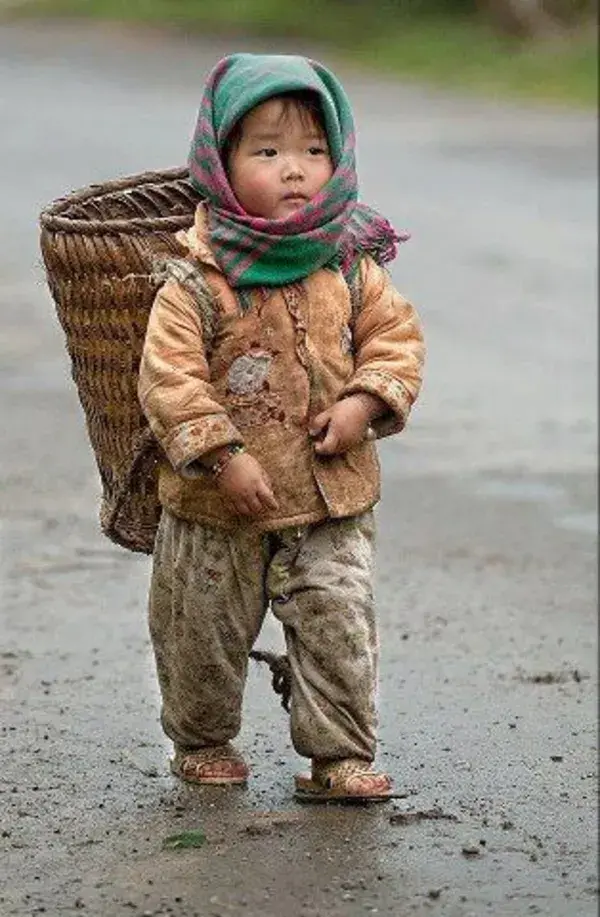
[148,510,268,751]
[267,512,378,762]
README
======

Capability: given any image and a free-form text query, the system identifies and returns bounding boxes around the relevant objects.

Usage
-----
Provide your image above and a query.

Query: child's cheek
[248,170,274,198]
[241,172,277,217]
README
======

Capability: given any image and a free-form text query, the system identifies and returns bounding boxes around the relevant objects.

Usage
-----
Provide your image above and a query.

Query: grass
[8,0,598,107]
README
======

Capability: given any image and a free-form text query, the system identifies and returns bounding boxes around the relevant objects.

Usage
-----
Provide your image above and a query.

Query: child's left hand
[309,393,386,456]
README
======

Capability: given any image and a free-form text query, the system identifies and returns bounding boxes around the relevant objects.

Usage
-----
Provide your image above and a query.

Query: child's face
[227,97,334,221]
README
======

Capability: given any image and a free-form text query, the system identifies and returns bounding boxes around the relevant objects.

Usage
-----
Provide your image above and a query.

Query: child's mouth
[282,194,308,205]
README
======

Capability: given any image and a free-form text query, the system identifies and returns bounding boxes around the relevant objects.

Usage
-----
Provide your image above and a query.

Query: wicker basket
[39,167,202,554]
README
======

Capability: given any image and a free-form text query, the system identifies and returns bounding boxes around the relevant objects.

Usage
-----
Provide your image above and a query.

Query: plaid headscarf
[188,53,407,289]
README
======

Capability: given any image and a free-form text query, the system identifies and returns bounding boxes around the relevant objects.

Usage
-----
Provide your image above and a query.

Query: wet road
[0,20,597,917]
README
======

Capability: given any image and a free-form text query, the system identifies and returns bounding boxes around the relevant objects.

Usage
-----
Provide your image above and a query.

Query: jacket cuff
[161,414,243,476]
[342,371,413,439]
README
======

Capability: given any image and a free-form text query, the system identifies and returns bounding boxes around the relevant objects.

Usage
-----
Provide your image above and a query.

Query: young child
[138,53,425,802]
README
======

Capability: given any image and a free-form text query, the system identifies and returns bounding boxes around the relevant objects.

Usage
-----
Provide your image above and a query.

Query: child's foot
[171,743,249,785]
[294,757,393,803]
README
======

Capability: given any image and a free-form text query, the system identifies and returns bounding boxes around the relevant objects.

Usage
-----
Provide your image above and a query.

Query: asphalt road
[0,19,597,917]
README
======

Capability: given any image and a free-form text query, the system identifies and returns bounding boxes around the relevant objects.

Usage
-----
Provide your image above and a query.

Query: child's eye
[308,146,327,156]
[257,148,277,158]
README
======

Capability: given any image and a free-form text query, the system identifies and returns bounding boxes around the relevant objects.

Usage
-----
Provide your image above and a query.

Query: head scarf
[188,53,407,288]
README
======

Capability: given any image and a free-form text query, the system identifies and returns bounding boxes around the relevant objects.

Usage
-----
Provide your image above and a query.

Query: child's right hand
[216,453,279,517]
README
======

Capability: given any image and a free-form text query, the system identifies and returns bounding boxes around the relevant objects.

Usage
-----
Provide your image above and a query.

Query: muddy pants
[148,509,378,762]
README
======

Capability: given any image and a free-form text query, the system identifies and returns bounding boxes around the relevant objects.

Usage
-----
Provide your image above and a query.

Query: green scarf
[188,53,405,288]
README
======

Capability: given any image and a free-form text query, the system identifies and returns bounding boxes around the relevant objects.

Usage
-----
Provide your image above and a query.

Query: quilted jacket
[138,205,425,532]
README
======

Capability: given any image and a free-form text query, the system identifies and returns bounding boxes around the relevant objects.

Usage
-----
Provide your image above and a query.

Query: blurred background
[3,0,598,105]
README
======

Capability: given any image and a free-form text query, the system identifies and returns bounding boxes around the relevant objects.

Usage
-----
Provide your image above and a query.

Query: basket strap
[154,255,362,352]
[152,256,218,356]
[347,267,363,329]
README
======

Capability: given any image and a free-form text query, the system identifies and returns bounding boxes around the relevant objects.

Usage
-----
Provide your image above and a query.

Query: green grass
[10,0,598,107]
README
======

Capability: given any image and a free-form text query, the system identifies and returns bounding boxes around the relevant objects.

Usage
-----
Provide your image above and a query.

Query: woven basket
[39,167,202,554]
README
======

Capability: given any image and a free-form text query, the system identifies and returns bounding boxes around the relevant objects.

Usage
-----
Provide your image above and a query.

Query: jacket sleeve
[138,278,243,476]
[341,256,425,438]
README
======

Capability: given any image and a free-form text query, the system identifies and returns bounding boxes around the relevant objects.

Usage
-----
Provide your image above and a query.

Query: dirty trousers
[148,509,379,762]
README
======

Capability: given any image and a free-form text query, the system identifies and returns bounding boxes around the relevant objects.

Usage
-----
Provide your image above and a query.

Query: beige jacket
[138,206,425,532]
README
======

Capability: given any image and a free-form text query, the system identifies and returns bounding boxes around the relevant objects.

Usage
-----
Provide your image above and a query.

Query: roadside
[3,0,598,106]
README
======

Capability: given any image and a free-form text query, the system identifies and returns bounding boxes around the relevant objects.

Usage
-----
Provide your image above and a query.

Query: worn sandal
[171,743,249,785]
[294,757,393,803]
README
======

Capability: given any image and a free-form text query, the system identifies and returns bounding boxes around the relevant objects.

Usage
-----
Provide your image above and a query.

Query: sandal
[294,757,393,803]
[170,743,249,786]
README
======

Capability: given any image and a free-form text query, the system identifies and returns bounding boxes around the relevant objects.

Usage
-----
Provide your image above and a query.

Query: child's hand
[216,452,279,516]
[309,393,385,456]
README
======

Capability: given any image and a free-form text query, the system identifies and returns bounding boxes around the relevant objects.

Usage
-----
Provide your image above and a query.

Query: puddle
[474,478,597,537]
[474,479,566,503]
[556,513,598,535]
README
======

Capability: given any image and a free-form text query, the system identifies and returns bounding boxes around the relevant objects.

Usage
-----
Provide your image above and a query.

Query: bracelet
[210,443,246,479]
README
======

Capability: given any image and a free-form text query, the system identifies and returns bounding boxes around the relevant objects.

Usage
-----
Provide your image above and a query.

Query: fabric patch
[227,351,272,395]
[227,393,285,430]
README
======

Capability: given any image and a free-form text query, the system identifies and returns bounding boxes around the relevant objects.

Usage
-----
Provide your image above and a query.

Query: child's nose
[281,156,304,181]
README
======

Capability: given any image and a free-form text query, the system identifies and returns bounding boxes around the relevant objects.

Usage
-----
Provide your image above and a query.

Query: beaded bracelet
[210,443,246,479]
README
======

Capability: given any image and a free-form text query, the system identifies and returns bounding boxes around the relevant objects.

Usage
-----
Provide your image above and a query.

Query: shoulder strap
[152,257,218,357]
[343,260,364,328]
[154,256,364,348]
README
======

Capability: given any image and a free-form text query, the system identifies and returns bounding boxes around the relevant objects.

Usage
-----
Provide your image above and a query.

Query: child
[138,53,425,802]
